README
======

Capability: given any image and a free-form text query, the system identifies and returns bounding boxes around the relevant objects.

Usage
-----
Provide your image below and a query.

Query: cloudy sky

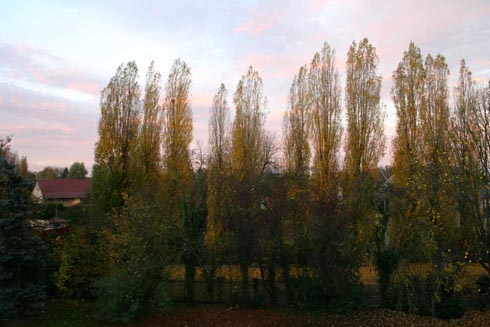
[1,0,489,172]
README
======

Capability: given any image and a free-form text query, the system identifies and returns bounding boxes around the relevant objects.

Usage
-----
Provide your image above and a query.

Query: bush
[40,203,64,219]
[436,296,465,320]
[47,218,105,299]
[476,274,490,309]
[287,274,366,311]
[477,274,490,294]
[386,267,433,315]
[386,263,465,319]
[374,247,400,307]
[96,270,171,323]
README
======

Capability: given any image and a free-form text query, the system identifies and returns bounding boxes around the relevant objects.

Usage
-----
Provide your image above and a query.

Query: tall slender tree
[309,42,343,202]
[344,38,385,261]
[161,59,195,303]
[205,84,230,299]
[420,54,455,245]
[162,59,193,208]
[92,61,141,212]
[345,38,385,177]
[206,84,230,241]
[450,60,479,245]
[230,66,267,300]
[392,42,425,186]
[389,43,430,258]
[138,61,163,184]
[284,65,311,176]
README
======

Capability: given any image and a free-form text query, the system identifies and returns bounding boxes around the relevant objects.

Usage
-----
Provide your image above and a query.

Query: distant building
[32,179,91,207]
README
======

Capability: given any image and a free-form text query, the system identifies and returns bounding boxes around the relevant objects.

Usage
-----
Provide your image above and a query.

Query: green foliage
[477,274,490,294]
[385,262,465,319]
[287,275,366,311]
[0,217,47,317]
[90,163,124,215]
[95,269,170,323]
[375,248,400,307]
[40,203,64,219]
[49,222,105,299]
[0,139,47,318]
[4,299,101,327]
[36,166,64,180]
[41,203,104,299]
[476,275,490,309]
[436,296,465,320]
[68,162,88,179]
[94,194,175,322]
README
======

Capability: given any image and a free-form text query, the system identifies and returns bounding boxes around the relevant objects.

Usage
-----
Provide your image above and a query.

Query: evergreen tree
[0,138,46,317]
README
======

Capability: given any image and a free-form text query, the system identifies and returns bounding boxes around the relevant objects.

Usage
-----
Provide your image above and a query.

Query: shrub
[287,273,366,311]
[476,274,490,309]
[436,296,465,319]
[386,262,465,319]
[47,218,105,300]
[96,269,171,323]
[476,274,490,294]
[374,247,400,307]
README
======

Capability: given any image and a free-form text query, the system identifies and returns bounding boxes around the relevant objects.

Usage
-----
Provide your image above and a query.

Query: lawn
[6,301,490,327]
[4,264,488,326]
[2,299,102,327]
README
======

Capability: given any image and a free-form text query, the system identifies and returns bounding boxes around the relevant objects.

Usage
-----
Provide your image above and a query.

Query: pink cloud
[235,18,277,35]
[7,97,66,114]
[474,76,489,84]
[238,53,304,80]
[234,4,285,36]
[309,0,328,11]
[3,122,72,134]
[67,81,102,94]
[0,41,104,97]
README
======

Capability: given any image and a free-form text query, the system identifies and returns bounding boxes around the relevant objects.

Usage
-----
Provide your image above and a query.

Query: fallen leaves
[130,305,490,327]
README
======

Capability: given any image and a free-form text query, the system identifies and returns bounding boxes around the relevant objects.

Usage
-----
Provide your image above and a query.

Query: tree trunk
[185,261,196,304]
[268,264,277,306]
[240,261,250,302]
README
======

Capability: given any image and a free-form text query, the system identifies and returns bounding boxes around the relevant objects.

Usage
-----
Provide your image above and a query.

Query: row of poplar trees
[90,38,490,312]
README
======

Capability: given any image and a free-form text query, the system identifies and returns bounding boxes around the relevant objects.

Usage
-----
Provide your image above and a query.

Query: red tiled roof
[37,179,91,199]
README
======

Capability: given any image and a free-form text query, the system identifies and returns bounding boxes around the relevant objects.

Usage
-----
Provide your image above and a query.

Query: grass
[4,264,487,326]
[3,299,103,327]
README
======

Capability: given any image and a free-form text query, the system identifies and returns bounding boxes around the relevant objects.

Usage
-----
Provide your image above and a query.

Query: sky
[0,0,489,172]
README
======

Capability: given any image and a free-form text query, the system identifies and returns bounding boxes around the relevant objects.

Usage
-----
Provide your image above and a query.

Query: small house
[32,179,91,207]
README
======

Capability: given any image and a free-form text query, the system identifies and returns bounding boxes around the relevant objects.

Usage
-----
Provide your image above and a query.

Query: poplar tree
[420,54,455,246]
[207,84,230,240]
[161,59,196,303]
[92,61,141,213]
[344,38,385,260]
[162,59,193,211]
[450,62,490,274]
[390,43,430,258]
[205,84,230,299]
[345,38,385,177]
[230,66,267,300]
[392,42,425,186]
[309,42,342,203]
[284,65,310,176]
[138,61,163,185]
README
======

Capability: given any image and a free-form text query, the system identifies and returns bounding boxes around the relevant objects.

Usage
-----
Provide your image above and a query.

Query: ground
[3,265,488,326]
[5,300,490,327]
[133,305,490,327]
